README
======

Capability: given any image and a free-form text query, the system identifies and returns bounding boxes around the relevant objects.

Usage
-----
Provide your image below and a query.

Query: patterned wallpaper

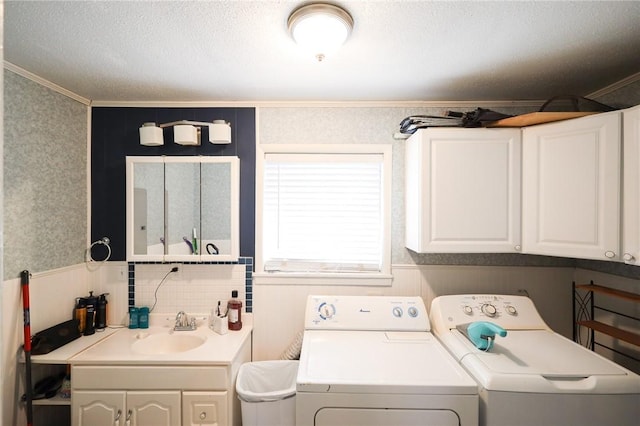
[3,71,88,280]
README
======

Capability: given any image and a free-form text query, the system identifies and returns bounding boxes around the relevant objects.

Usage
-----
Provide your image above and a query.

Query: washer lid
[296,330,477,395]
[454,330,640,393]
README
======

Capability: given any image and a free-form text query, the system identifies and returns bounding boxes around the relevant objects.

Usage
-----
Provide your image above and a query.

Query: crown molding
[4,61,91,106]
[587,71,640,99]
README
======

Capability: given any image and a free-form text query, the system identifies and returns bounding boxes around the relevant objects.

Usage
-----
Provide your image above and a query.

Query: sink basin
[131,332,206,355]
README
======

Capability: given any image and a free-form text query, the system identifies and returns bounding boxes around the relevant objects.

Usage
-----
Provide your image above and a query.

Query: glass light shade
[174,124,200,146]
[139,123,164,146]
[288,3,353,61]
[209,120,231,144]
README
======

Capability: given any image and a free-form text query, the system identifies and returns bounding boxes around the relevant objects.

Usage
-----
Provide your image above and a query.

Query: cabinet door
[165,159,202,259]
[405,128,521,252]
[200,157,240,261]
[128,390,181,426]
[72,390,126,426]
[522,112,621,260]
[182,391,228,426]
[623,105,640,265]
[126,157,165,261]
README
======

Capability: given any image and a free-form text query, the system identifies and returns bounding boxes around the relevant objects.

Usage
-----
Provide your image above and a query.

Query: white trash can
[236,360,299,426]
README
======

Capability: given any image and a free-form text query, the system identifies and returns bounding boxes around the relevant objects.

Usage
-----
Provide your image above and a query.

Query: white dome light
[288,3,354,62]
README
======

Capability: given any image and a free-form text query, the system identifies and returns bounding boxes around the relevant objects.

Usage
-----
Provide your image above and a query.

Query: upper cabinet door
[623,105,640,265]
[200,157,240,261]
[127,157,165,262]
[126,156,240,262]
[405,128,522,253]
[165,159,202,260]
[522,112,621,261]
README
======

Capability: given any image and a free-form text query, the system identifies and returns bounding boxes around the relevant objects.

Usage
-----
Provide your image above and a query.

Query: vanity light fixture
[288,3,354,62]
[138,120,232,146]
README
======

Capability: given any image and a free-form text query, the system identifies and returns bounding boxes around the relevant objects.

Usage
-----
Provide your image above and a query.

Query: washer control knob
[505,305,517,315]
[318,303,336,320]
[462,305,473,315]
[408,307,419,318]
[481,303,497,317]
[392,307,403,318]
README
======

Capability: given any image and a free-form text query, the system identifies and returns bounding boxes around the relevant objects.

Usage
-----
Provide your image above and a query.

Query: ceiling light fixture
[288,3,353,62]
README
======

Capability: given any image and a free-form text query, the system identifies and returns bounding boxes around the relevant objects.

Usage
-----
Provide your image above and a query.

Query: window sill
[253,272,393,287]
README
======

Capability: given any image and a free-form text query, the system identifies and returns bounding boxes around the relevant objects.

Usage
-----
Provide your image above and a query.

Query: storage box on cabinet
[405,128,522,253]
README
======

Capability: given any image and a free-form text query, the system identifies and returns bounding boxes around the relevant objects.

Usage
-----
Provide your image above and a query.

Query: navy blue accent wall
[91,107,256,261]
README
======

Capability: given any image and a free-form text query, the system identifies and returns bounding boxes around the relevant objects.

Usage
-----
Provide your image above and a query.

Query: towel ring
[85,237,112,263]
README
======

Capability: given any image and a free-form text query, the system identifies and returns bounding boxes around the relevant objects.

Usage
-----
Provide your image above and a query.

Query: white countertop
[30,315,252,366]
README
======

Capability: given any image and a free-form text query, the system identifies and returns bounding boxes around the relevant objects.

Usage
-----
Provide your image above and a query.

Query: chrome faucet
[174,311,197,331]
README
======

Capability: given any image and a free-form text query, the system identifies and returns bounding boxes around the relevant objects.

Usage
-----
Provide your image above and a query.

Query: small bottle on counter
[74,298,87,333]
[129,306,139,329]
[95,293,108,330]
[138,307,149,329]
[84,291,97,336]
[227,290,243,331]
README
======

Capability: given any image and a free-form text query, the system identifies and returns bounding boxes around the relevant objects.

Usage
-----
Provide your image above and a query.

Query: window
[257,144,392,283]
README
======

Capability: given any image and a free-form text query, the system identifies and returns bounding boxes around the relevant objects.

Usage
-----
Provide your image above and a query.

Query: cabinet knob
[623,253,635,262]
[200,412,207,420]
[604,251,616,259]
[514,245,521,251]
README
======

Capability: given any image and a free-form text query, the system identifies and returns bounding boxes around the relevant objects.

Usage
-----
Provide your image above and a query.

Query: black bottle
[96,293,108,330]
[84,291,97,335]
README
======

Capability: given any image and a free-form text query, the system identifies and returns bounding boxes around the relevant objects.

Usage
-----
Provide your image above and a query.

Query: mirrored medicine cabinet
[126,156,240,262]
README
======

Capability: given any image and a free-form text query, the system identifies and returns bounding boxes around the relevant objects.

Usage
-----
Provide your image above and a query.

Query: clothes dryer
[296,295,478,426]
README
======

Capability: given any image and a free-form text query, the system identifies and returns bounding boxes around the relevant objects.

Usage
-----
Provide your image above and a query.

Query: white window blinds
[263,153,385,273]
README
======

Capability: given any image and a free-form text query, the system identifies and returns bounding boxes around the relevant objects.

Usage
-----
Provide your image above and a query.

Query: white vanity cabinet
[73,390,227,426]
[73,390,181,425]
[126,156,240,262]
[71,361,247,426]
[622,105,640,265]
[405,127,522,253]
[522,111,621,261]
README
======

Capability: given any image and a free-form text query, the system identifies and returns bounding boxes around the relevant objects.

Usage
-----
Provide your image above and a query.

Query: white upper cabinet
[126,156,240,262]
[522,111,621,261]
[405,128,522,253]
[623,105,640,265]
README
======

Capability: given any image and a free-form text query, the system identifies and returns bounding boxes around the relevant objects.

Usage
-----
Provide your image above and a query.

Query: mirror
[126,156,239,262]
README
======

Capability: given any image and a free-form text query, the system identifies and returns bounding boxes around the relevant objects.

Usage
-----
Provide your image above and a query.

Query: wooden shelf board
[31,394,71,406]
[575,284,640,302]
[577,320,640,347]
[487,112,597,127]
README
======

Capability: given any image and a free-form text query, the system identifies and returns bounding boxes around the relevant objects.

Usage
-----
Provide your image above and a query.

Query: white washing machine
[296,295,479,426]
[430,294,640,426]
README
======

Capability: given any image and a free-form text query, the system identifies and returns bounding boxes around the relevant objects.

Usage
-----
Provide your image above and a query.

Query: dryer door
[315,408,460,425]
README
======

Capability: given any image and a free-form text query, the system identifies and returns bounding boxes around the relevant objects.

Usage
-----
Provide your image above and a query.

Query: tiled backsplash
[128,257,253,314]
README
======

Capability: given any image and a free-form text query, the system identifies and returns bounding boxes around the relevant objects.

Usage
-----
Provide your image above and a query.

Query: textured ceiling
[4,0,640,103]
